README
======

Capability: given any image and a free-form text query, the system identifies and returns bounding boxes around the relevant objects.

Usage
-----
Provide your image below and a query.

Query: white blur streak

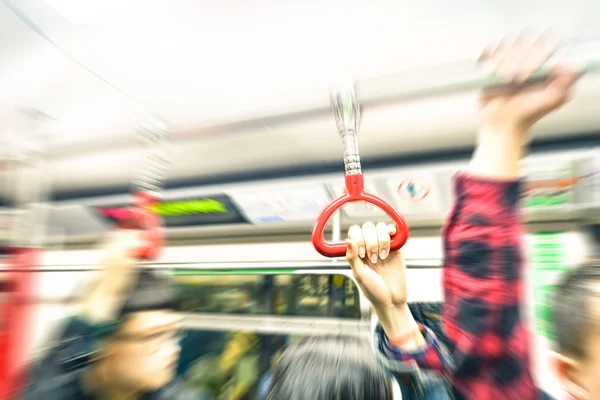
[43,0,152,24]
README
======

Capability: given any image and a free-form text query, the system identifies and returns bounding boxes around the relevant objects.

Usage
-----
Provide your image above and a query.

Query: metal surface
[182,314,370,337]
[359,38,600,103]
[330,83,362,176]
[133,121,170,198]
[0,261,443,271]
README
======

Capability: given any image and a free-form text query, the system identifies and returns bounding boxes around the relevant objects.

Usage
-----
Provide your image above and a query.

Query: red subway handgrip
[117,191,164,261]
[312,174,409,258]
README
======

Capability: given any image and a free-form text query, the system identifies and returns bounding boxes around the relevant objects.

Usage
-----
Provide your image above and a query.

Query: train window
[272,275,360,318]
[172,273,361,319]
[178,329,290,400]
[174,275,265,314]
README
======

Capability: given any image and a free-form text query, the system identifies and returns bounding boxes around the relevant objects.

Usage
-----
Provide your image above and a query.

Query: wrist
[96,279,129,297]
[374,303,416,339]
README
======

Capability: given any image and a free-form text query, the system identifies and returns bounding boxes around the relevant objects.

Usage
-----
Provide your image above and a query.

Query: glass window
[174,275,265,314]
[272,274,360,318]
[172,273,361,319]
[178,329,294,400]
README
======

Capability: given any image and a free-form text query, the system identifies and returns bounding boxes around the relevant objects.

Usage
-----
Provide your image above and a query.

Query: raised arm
[22,230,142,399]
[443,35,578,399]
[346,223,453,398]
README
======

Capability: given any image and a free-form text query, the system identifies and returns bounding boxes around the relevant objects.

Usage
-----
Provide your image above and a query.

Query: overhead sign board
[522,160,576,209]
[95,194,248,227]
[228,184,331,223]
[568,154,600,208]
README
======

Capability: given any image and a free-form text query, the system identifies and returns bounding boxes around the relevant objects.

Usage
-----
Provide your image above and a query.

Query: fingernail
[370,253,378,264]
[359,247,366,258]
[380,249,388,260]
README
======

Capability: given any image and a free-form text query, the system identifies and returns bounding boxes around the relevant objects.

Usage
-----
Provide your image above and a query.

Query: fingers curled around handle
[376,222,391,260]
[348,224,366,259]
[362,221,379,264]
[345,239,367,281]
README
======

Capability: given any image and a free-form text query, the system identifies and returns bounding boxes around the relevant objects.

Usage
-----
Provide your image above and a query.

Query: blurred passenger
[346,35,580,400]
[256,335,288,400]
[265,335,400,400]
[551,260,600,399]
[22,230,214,400]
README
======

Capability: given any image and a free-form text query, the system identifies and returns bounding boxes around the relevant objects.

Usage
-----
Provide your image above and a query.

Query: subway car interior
[1,1,600,399]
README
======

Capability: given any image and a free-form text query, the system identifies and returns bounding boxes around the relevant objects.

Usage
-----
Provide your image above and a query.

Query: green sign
[95,194,248,227]
[524,193,571,208]
[523,161,574,209]
[531,232,570,340]
[151,199,228,216]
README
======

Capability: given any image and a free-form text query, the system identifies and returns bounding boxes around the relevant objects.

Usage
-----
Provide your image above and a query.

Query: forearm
[469,124,527,180]
[79,280,123,324]
[79,229,139,324]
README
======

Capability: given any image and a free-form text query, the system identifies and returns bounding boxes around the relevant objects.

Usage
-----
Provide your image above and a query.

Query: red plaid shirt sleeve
[441,173,537,399]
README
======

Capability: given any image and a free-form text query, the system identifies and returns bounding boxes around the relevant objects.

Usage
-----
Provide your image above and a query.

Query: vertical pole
[0,133,47,399]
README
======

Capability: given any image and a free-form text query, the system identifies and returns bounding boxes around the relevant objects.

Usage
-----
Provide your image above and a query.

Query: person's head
[552,260,600,399]
[266,335,397,400]
[99,270,183,394]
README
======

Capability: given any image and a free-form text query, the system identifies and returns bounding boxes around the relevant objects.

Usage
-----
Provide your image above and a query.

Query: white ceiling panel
[1,0,600,198]
[8,0,600,135]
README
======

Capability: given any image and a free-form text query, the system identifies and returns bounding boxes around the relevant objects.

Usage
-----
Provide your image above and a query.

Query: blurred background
[1,0,600,398]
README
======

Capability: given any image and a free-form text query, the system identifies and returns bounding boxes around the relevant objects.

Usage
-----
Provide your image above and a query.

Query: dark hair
[266,335,393,400]
[552,260,600,359]
[117,270,178,319]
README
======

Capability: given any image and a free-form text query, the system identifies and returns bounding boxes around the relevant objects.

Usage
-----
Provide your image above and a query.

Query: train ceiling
[1,0,600,200]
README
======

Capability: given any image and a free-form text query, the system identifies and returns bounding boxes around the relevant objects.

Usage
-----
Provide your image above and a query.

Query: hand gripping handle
[312,175,409,258]
[119,191,164,261]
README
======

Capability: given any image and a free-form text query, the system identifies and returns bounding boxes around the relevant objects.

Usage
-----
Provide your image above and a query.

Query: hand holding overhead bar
[312,82,409,258]
[357,36,600,105]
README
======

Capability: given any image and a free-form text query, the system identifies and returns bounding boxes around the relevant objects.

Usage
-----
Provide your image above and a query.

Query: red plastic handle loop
[116,191,164,261]
[312,174,409,258]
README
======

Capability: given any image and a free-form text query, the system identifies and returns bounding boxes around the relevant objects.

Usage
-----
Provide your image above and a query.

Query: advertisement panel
[229,184,331,223]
